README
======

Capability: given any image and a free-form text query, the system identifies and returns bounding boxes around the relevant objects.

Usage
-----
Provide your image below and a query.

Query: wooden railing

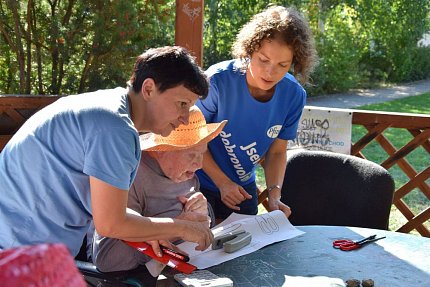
[0,95,61,149]
[350,109,430,237]
[1,95,429,237]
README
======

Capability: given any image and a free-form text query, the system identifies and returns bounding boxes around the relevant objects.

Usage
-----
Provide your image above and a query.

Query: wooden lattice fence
[351,109,430,237]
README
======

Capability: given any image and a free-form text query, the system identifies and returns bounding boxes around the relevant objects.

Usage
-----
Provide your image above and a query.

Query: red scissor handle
[333,239,356,250]
[333,235,379,251]
[338,242,361,251]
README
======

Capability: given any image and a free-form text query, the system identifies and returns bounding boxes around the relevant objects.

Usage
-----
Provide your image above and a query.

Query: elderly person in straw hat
[90,106,226,275]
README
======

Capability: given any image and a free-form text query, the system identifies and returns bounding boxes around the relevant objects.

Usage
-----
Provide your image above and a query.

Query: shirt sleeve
[83,127,140,190]
[278,87,307,140]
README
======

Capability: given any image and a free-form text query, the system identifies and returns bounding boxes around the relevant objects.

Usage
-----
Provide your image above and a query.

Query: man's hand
[178,192,208,215]
[176,211,211,227]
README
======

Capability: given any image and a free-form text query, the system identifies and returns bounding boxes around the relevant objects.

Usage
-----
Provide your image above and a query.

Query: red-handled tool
[124,241,196,274]
[333,235,386,251]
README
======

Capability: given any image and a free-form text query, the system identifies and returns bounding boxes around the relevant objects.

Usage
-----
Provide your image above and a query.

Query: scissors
[333,235,386,251]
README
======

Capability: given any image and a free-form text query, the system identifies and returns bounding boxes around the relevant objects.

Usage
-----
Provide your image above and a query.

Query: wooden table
[159,225,430,286]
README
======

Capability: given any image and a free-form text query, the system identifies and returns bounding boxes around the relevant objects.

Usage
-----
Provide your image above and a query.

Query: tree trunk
[49,0,59,94]
[78,53,94,93]
[7,0,26,93]
[31,2,44,94]
[25,0,33,94]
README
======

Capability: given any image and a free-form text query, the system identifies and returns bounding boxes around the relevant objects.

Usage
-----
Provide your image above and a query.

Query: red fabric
[0,243,85,286]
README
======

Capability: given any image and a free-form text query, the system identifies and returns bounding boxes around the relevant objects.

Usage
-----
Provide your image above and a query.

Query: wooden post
[175,0,204,66]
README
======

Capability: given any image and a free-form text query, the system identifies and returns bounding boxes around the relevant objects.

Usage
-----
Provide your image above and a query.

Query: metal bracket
[212,230,252,253]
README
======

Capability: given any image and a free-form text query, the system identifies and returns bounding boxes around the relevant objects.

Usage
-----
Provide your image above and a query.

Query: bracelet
[266,185,281,193]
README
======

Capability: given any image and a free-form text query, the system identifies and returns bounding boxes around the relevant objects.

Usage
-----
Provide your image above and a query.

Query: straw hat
[140,106,227,151]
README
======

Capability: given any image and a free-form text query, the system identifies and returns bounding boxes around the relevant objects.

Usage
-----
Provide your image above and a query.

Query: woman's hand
[180,219,214,251]
[149,218,213,252]
[147,239,188,258]
[268,197,291,218]
[219,181,252,210]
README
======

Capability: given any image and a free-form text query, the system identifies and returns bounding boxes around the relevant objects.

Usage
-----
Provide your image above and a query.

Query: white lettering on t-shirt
[220,131,258,182]
[240,142,260,165]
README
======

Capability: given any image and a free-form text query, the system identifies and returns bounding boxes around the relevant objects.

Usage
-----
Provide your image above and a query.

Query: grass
[256,92,430,233]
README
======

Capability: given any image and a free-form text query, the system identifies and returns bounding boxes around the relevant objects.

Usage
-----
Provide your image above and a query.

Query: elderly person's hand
[178,192,208,215]
[176,211,211,226]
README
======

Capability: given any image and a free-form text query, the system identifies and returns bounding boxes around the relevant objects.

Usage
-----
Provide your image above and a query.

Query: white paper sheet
[283,275,346,287]
[178,210,305,269]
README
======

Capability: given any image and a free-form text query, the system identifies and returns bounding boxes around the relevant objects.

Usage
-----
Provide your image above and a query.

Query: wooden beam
[352,110,430,129]
[175,0,204,66]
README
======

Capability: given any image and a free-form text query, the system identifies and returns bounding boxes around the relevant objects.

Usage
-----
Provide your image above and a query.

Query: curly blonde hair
[231,5,318,85]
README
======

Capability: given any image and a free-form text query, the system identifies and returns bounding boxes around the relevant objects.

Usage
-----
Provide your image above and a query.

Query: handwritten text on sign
[288,107,353,154]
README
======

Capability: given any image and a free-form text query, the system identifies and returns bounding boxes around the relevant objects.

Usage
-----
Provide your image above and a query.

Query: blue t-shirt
[0,87,141,256]
[196,59,306,190]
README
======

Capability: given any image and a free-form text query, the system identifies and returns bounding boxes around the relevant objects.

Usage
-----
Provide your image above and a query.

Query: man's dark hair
[129,46,208,98]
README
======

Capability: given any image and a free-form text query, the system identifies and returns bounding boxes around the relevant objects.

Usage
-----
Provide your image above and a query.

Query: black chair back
[281,150,395,230]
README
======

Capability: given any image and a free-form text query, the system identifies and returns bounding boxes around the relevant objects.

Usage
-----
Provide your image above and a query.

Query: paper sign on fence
[288,106,353,154]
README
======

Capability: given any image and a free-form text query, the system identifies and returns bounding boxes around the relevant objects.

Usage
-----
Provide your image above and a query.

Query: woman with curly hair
[196,5,318,221]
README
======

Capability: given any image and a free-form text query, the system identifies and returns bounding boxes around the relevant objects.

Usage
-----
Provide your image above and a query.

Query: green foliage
[309,4,366,94]
[1,0,429,95]
[203,0,272,68]
[0,0,175,95]
[409,47,430,81]
[203,0,430,94]
[355,0,430,83]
